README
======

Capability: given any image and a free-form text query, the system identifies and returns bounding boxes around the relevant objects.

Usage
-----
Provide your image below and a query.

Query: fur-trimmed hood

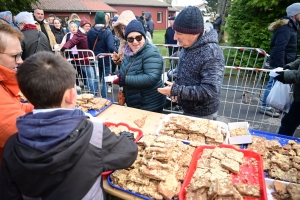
[112,10,136,40]
[268,17,298,32]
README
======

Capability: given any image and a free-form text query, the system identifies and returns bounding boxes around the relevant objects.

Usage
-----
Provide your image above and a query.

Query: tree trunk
[217,0,231,43]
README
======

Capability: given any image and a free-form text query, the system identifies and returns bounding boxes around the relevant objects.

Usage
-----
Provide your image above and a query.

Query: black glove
[120,131,134,141]
[60,47,66,52]
[274,71,286,83]
[283,65,290,70]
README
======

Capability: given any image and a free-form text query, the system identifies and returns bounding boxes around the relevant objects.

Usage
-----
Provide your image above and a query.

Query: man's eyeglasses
[127,35,143,43]
[0,52,23,62]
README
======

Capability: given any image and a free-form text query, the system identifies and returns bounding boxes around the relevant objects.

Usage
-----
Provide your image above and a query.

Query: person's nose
[17,57,23,65]
[174,32,178,40]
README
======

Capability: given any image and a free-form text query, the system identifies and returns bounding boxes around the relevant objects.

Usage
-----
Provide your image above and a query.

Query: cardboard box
[228,122,252,145]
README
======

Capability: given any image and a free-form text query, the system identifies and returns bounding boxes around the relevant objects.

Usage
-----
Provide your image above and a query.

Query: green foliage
[225,0,296,54]
[0,0,39,14]
[205,0,218,14]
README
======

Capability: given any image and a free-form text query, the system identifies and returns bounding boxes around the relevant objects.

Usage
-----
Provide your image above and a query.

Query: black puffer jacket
[21,29,52,60]
[269,16,299,68]
[118,40,166,111]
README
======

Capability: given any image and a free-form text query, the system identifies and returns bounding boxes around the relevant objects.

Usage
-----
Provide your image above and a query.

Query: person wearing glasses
[0,24,34,160]
[112,20,166,112]
[15,12,52,60]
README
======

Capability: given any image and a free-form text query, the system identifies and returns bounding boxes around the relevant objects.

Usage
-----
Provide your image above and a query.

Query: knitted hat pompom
[173,6,204,35]
[124,20,146,40]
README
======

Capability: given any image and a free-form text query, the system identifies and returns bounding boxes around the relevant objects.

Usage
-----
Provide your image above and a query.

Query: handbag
[118,90,126,105]
[117,58,137,105]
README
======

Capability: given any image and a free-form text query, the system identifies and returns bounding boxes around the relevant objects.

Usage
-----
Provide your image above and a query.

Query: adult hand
[111,52,120,61]
[274,71,285,83]
[157,81,173,96]
[283,65,290,70]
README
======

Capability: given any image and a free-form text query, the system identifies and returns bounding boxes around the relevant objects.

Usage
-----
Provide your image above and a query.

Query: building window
[157,12,162,23]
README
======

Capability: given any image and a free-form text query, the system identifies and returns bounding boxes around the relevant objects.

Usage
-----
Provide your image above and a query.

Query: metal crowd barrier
[61,46,296,135]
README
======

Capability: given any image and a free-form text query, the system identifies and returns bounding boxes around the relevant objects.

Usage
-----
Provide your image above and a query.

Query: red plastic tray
[179,144,267,200]
[101,122,143,176]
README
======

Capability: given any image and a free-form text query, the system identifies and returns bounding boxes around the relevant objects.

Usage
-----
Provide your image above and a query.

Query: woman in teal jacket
[113,20,165,112]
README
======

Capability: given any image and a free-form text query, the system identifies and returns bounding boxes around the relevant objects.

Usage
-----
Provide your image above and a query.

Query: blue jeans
[261,76,276,108]
[99,65,110,98]
[82,66,98,95]
[278,100,300,136]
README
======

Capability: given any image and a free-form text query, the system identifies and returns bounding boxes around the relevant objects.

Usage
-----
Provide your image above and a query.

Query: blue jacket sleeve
[106,31,118,53]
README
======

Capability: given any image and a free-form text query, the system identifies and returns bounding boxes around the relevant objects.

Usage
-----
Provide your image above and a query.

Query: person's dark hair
[16,52,76,109]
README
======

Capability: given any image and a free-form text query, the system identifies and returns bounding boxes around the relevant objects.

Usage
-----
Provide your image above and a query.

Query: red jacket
[0,64,33,159]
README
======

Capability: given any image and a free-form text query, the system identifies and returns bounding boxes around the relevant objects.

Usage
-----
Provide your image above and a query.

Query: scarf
[22,24,38,31]
[70,33,78,55]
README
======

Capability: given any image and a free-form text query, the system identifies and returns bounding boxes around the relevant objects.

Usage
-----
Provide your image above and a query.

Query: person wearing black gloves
[274,58,300,136]
[259,3,300,118]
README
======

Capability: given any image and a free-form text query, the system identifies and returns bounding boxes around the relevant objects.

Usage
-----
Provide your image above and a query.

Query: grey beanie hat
[173,6,204,34]
[286,3,300,16]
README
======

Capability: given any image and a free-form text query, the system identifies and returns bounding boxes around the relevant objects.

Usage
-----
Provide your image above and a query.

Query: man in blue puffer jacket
[158,6,225,120]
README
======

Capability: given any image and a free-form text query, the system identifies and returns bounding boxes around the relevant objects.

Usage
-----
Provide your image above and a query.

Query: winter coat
[213,17,222,31]
[0,109,138,200]
[0,64,33,159]
[171,29,225,117]
[268,17,299,68]
[63,29,93,66]
[87,26,118,72]
[283,58,300,102]
[35,20,56,49]
[164,26,177,45]
[21,29,52,60]
[118,40,166,111]
[51,27,65,44]
[112,10,136,59]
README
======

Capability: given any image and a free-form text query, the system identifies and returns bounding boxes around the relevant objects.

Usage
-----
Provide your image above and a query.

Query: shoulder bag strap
[92,36,98,51]
[34,31,41,53]
[125,57,137,77]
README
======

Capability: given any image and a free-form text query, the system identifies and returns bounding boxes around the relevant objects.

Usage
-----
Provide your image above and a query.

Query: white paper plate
[265,178,290,200]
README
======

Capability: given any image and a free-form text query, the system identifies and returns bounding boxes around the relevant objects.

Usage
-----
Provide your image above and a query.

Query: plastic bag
[266,81,291,112]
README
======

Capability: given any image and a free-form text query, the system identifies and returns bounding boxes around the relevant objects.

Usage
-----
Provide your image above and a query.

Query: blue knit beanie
[286,3,300,16]
[0,11,13,24]
[173,6,204,34]
[112,16,118,22]
[95,11,106,25]
[124,20,146,40]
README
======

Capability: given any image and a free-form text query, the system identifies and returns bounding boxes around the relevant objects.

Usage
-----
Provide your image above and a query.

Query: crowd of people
[0,4,299,199]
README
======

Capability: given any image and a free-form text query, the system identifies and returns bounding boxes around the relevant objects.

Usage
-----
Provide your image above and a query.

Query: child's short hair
[16,52,77,109]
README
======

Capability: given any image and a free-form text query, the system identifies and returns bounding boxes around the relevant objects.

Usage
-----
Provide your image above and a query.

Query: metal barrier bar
[63,49,100,96]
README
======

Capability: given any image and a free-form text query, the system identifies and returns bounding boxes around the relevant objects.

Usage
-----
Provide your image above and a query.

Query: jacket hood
[187,29,219,51]
[112,10,136,39]
[144,12,152,21]
[268,17,298,31]
[17,109,87,152]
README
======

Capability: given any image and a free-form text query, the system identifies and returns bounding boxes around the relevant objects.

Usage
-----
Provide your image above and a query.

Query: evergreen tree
[0,0,39,14]
[225,0,296,53]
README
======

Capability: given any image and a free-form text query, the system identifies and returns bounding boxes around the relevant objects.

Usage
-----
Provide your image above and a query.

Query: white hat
[286,3,300,16]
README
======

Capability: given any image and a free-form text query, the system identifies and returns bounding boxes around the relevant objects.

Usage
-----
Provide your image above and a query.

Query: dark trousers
[278,100,300,136]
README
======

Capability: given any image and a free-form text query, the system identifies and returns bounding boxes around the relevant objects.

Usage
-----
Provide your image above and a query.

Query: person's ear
[63,87,77,106]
